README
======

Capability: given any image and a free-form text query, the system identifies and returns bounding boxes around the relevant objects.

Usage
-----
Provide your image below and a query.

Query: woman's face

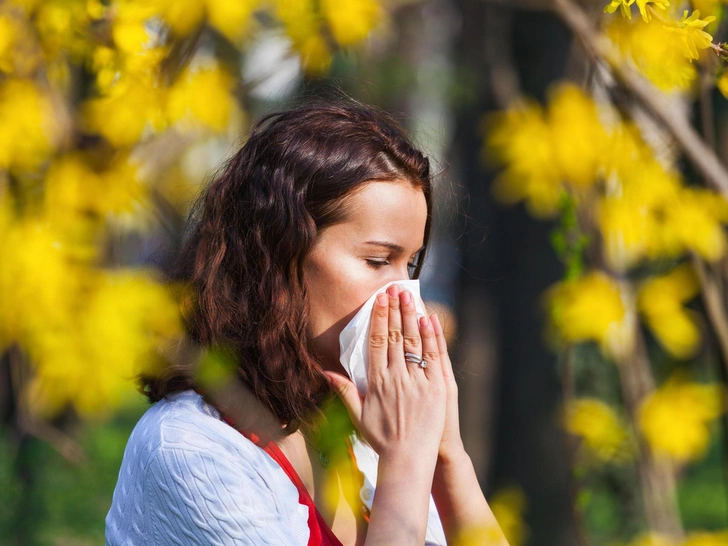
[303,180,428,373]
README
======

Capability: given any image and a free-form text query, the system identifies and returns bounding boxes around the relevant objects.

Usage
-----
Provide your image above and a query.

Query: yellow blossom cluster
[2,0,385,148]
[485,83,728,273]
[638,370,725,463]
[484,83,609,218]
[598,157,728,272]
[563,398,634,464]
[544,271,635,358]
[82,59,240,147]
[0,198,184,417]
[25,271,184,417]
[0,78,60,172]
[275,0,383,74]
[603,0,717,91]
[604,0,670,23]
[545,262,707,360]
[636,263,702,359]
[0,0,388,422]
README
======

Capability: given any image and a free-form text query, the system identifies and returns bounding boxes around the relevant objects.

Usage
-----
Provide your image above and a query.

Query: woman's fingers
[368,292,390,381]
[399,289,422,368]
[431,313,455,383]
[386,284,406,372]
[419,313,443,381]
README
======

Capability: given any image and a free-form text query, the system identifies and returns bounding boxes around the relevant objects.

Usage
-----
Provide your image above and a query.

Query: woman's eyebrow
[364,241,425,254]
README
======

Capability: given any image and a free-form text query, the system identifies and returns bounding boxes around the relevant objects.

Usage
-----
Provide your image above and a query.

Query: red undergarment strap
[219,413,343,546]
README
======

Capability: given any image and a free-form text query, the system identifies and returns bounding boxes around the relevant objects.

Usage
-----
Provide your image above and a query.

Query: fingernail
[377,293,388,306]
[419,316,429,328]
[401,290,411,304]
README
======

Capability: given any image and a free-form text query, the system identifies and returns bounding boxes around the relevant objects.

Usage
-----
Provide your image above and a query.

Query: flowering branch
[550,0,728,197]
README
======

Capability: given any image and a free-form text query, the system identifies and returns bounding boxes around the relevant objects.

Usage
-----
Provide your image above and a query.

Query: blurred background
[3,0,728,544]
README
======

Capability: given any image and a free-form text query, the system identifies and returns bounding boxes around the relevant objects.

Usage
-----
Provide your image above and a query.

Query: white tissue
[339,279,428,397]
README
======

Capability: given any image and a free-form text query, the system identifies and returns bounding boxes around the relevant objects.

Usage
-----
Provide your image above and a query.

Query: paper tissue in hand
[339,279,428,397]
[337,278,447,545]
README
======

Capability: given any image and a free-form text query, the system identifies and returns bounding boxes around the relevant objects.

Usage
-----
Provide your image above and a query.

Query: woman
[105,97,507,545]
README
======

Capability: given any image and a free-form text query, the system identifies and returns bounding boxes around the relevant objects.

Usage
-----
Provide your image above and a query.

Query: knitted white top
[105,389,447,545]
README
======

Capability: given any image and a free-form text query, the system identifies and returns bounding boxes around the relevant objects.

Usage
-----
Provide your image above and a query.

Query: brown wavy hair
[141,97,434,434]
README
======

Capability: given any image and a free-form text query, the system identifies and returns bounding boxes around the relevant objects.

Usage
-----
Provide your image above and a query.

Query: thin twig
[20,417,86,464]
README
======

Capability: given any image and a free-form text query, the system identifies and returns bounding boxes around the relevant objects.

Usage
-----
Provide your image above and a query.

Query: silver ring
[404,352,427,369]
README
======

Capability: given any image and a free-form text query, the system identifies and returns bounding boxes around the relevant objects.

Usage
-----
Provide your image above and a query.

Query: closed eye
[366,260,417,269]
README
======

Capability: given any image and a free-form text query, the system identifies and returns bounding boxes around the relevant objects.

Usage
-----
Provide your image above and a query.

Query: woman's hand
[324,284,447,462]
[430,311,466,462]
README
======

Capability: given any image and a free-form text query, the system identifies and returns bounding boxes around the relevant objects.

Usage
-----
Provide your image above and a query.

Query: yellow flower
[34,0,93,61]
[149,0,207,36]
[545,271,634,358]
[321,0,382,46]
[663,10,716,60]
[205,0,258,42]
[564,398,633,464]
[483,100,563,218]
[605,16,697,91]
[275,0,383,74]
[0,78,60,172]
[0,12,43,75]
[166,63,237,131]
[635,0,670,22]
[0,16,16,72]
[664,187,728,261]
[603,121,653,179]
[604,0,636,19]
[275,0,332,74]
[44,151,148,222]
[547,83,609,189]
[638,370,725,463]
[598,197,651,272]
[26,270,183,418]
[82,72,166,146]
[0,211,83,348]
[637,263,701,359]
[598,158,683,270]
[89,43,168,95]
[114,0,258,43]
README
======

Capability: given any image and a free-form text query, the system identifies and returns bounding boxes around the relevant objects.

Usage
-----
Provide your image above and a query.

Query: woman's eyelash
[366,260,417,269]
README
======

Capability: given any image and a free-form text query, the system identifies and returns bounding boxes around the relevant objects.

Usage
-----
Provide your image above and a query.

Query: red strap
[196,388,361,545]
[235,424,342,546]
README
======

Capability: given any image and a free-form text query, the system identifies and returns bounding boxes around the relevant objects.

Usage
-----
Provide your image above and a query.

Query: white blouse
[105,390,447,545]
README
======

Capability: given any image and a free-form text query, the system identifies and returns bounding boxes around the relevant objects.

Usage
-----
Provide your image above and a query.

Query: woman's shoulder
[106,389,311,546]
[123,389,270,469]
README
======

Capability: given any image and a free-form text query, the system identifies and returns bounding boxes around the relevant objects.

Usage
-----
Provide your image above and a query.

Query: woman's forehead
[337,181,427,248]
